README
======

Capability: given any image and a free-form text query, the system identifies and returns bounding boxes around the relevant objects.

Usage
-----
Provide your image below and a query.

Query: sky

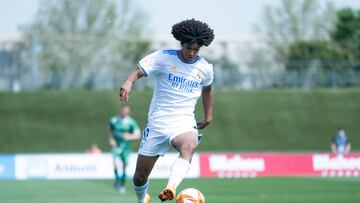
[0,0,359,40]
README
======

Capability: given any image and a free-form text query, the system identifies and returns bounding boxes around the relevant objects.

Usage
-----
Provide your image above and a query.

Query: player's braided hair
[171,19,214,47]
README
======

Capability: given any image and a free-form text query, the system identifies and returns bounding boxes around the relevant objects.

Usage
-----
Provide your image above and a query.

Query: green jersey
[109,116,139,153]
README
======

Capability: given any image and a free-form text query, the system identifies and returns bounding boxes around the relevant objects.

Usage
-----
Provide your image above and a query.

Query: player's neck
[119,115,128,119]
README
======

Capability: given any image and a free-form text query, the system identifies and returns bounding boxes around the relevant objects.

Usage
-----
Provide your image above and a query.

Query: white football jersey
[138,49,214,129]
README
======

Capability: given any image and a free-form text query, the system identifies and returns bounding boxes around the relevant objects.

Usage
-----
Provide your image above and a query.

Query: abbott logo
[313,154,360,170]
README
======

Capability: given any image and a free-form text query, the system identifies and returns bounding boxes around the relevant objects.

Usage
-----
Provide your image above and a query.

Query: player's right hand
[119,82,132,102]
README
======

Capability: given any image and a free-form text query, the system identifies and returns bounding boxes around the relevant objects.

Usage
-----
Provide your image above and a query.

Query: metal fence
[215,70,360,90]
[1,67,360,92]
[1,39,360,91]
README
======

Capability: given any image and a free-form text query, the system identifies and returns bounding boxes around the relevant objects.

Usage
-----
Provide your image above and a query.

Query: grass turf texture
[0,89,360,153]
[1,177,360,203]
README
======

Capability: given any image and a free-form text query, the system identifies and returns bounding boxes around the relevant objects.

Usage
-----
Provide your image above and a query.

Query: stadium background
[1,0,360,202]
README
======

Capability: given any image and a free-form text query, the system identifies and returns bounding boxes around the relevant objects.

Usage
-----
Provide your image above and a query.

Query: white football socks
[167,158,191,188]
[133,180,149,203]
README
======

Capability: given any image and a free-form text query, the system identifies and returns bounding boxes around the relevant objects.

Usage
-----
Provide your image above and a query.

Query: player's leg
[113,158,120,180]
[120,150,130,187]
[133,154,159,203]
[114,152,128,194]
[112,151,122,191]
[158,131,198,201]
[111,147,120,180]
[171,131,198,161]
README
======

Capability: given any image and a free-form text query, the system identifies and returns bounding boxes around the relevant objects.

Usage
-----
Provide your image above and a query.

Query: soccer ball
[176,188,206,203]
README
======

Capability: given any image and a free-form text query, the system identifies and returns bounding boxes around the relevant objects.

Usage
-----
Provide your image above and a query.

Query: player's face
[120,106,130,117]
[180,42,201,62]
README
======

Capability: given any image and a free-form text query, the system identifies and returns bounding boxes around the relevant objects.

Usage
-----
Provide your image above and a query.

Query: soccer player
[107,104,140,193]
[119,18,214,203]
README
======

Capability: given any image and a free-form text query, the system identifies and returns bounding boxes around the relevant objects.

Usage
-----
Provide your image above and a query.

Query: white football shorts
[138,123,199,156]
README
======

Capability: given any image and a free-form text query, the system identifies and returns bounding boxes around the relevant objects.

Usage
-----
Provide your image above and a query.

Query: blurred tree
[332,8,360,47]
[286,40,353,72]
[213,42,238,72]
[247,46,279,72]
[331,8,360,70]
[255,0,336,64]
[21,0,151,89]
[286,8,360,72]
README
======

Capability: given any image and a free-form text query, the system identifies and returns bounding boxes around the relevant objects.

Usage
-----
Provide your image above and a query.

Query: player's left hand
[197,119,211,130]
[109,139,116,147]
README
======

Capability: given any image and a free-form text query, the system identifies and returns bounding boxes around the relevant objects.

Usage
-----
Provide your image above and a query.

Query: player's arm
[123,121,141,141]
[107,128,116,147]
[330,143,337,153]
[197,85,213,130]
[330,136,337,153]
[123,130,141,141]
[119,67,145,102]
[346,141,351,153]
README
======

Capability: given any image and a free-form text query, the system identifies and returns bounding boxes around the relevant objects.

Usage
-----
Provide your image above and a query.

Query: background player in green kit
[107,104,141,193]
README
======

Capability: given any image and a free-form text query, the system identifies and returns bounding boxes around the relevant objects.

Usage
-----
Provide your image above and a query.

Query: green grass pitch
[1,177,360,203]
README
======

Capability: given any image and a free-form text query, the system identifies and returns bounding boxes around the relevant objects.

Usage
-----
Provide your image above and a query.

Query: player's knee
[179,140,197,156]
[133,171,148,186]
